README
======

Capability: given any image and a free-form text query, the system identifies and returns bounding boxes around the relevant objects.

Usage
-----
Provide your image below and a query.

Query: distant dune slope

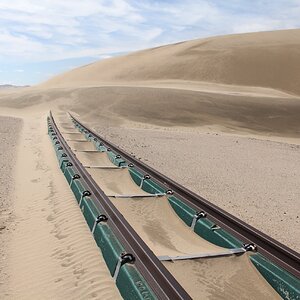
[42,29,300,95]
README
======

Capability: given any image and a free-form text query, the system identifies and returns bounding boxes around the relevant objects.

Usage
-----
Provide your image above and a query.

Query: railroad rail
[48,111,300,299]
[49,111,190,299]
[69,112,300,280]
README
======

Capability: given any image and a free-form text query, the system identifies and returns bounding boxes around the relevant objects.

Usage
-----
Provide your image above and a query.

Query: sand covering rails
[164,254,280,299]
[59,128,81,134]
[99,125,300,251]
[66,136,88,142]
[88,168,150,196]
[59,127,81,132]
[110,196,225,256]
[63,133,88,140]
[61,123,280,298]
[68,141,97,151]
[109,194,280,299]
[74,151,118,168]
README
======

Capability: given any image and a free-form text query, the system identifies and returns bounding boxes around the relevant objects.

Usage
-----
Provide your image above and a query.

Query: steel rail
[70,113,300,279]
[49,112,191,300]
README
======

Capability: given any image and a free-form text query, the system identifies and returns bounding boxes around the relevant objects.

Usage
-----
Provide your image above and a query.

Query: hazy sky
[0,0,299,85]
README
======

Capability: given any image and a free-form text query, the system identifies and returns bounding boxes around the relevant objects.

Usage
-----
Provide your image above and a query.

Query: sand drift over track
[48,112,300,299]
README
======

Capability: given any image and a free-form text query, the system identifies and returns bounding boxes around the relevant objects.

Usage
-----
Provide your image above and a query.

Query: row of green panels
[48,118,300,299]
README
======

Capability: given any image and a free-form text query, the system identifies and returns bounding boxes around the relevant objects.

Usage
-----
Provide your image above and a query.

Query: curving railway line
[48,111,300,299]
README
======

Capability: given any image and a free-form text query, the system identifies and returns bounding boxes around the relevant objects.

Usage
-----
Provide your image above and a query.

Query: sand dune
[2,29,300,140]
[41,29,300,96]
[1,86,300,140]
[0,28,299,297]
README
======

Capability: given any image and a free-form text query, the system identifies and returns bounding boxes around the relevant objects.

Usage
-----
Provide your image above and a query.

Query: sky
[0,0,300,85]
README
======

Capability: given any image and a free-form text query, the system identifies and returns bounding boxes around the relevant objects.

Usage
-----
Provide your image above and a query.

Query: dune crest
[41,29,300,96]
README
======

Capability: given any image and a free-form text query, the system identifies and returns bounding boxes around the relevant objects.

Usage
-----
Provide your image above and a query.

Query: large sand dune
[42,29,300,96]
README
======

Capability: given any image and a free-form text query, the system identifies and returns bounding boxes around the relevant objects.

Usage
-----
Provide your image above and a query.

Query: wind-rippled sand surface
[0,116,22,297]
[0,112,121,300]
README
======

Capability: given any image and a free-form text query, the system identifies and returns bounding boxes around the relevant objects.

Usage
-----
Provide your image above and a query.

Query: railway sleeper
[68,117,300,299]
[48,115,300,300]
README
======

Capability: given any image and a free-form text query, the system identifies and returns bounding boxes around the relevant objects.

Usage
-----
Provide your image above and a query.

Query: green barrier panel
[47,121,161,299]
[59,157,69,169]
[168,196,194,226]
[128,168,143,186]
[128,168,164,194]
[49,134,57,142]
[93,224,125,275]
[90,137,98,146]
[250,253,300,300]
[84,133,92,140]
[169,197,243,249]
[70,180,86,203]
[57,152,69,171]
[106,151,126,167]
[52,139,60,147]
[106,150,116,160]
[77,127,84,133]
[60,158,72,173]
[141,178,165,194]
[96,145,107,152]
[81,198,100,229]
[194,219,242,249]
[81,198,156,299]
[53,145,64,160]
[116,264,157,300]
[93,140,106,152]
[86,133,95,141]
[63,166,76,184]
[55,149,64,161]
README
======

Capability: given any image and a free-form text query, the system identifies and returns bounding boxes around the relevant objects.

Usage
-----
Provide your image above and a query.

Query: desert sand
[0,29,299,298]
[0,110,121,299]
[62,115,280,299]
[0,116,22,297]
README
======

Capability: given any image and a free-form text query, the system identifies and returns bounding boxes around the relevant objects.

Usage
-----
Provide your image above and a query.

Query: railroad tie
[66,139,88,142]
[60,132,82,134]
[83,165,126,169]
[158,248,246,261]
[73,150,100,153]
[107,193,166,198]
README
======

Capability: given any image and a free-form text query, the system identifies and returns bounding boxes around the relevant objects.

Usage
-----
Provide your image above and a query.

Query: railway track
[48,111,300,299]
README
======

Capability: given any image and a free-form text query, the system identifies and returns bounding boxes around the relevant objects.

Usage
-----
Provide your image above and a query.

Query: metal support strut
[113,252,135,281]
[191,211,207,231]
[70,174,80,187]
[158,243,256,261]
[140,174,151,189]
[91,214,108,234]
[79,190,91,206]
